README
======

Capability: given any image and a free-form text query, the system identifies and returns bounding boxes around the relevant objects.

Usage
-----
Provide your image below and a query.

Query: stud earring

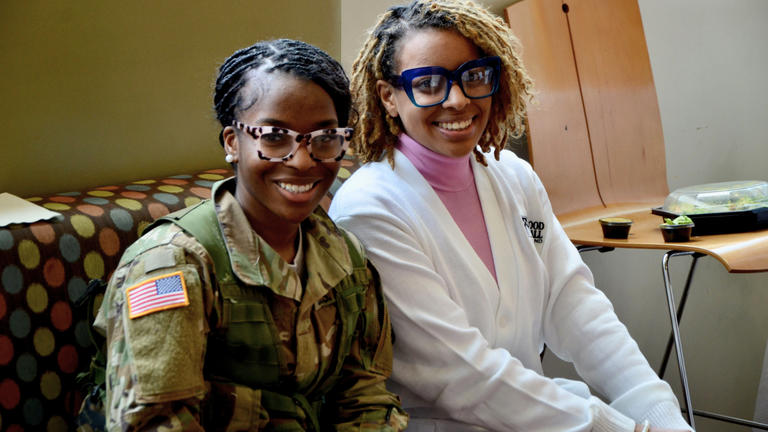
[225,154,234,163]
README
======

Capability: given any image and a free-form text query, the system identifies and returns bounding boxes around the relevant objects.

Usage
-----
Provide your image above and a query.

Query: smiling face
[222,69,341,234]
[377,29,492,158]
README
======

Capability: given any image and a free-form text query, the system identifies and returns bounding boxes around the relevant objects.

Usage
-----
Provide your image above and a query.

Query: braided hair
[351,0,533,165]
[213,39,351,147]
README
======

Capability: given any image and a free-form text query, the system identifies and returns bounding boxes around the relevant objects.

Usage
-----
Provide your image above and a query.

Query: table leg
[662,250,696,428]
[659,253,703,378]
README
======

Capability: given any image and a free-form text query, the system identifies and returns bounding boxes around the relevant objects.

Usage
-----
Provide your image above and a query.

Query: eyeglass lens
[409,65,496,106]
[258,130,345,160]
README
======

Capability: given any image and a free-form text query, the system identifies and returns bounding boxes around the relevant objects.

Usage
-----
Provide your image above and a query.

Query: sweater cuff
[644,400,694,431]
[590,397,636,432]
[609,380,693,431]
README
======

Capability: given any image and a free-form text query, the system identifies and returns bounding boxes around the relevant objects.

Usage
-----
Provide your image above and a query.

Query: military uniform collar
[211,178,353,300]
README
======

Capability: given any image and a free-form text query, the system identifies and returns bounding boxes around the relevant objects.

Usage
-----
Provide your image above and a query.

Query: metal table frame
[578,246,768,430]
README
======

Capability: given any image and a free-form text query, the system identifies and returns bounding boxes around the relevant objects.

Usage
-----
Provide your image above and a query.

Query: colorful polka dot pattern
[0,168,229,430]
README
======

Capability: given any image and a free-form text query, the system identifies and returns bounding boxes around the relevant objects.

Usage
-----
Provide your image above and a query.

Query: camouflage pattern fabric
[90,178,407,431]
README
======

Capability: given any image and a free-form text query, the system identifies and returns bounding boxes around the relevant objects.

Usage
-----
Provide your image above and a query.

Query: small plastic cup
[599,217,633,239]
[659,223,694,242]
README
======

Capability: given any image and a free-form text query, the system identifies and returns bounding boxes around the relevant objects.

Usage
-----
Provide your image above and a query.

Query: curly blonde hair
[350,0,533,166]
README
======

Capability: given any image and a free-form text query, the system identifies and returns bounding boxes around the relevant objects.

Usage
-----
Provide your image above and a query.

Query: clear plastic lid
[663,180,768,214]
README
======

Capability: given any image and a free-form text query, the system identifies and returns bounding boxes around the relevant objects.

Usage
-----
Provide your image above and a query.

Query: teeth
[436,119,472,131]
[278,182,314,193]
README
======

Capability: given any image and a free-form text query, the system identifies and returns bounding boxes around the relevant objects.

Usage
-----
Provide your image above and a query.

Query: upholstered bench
[0,155,360,430]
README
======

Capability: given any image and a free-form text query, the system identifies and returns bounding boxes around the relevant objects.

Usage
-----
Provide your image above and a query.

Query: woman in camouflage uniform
[93,39,407,431]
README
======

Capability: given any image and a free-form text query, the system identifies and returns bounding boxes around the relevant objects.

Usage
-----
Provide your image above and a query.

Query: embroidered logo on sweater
[126,271,189,319]
[522,216,545,244]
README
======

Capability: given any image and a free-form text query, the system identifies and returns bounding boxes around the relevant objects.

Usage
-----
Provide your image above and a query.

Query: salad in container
[652,180,768,235]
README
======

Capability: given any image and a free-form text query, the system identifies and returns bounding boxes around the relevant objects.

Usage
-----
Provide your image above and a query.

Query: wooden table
[559,203,768,273]
[558,203,768,429]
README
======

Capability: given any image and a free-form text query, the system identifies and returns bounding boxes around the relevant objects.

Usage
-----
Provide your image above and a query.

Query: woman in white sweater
[329,1,693,431]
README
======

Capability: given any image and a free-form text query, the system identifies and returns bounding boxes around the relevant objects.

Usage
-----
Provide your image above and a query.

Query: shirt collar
[396,133,474,192]
[212,178,353,301]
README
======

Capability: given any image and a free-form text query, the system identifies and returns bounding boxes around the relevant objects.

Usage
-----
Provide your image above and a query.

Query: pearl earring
[225,154,234,163]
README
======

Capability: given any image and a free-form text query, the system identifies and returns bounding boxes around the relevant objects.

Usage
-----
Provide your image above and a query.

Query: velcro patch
[142,247,180,273]
[126,271,189,319]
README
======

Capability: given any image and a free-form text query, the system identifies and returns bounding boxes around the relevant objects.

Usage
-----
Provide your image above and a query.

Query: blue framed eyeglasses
[390,56,501,108]
[232,121,352,162]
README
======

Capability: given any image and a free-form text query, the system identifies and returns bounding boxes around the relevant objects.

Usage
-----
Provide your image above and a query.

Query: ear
[222,126,239,163]
[376,80,400,118]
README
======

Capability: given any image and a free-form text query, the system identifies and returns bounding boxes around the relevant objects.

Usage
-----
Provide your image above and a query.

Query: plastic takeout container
[652,180,768,235]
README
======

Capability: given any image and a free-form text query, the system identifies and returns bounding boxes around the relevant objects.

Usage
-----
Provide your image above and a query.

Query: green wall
[1,0,340,197]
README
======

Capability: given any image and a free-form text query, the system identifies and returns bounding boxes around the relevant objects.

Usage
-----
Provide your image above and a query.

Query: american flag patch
[126,271,189,319]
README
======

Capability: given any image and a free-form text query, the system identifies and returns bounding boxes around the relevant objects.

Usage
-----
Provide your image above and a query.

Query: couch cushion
[0,168,232,429]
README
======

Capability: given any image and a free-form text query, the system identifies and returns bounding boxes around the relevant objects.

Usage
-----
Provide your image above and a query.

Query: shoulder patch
[119,222,180,265]
[142,246,181,273]
[126,271,189,319]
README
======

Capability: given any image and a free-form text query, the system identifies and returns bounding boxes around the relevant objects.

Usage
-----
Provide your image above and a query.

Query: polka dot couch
[0,157,360,431]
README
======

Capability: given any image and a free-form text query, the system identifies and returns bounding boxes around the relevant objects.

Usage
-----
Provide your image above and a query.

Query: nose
[284,140,317,171]
[442,81,470,110]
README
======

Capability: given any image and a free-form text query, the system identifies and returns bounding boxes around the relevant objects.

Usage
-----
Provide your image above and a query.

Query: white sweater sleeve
[526,166,693,431]
[330,175,639,432]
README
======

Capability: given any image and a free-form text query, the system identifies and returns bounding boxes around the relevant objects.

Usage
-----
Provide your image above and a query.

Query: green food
[663,215,693,225]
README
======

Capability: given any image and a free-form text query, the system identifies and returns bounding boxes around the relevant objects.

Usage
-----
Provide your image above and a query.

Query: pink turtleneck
[397,134,497,281]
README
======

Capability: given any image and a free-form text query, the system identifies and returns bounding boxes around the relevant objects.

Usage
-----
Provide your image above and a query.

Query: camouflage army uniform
[93,178,407,431]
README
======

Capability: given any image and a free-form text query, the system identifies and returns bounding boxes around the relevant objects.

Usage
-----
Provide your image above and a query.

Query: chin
[283,205,320,225]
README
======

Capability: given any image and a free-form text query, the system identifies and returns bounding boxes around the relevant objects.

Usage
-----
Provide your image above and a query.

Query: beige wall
[1,0,340,197]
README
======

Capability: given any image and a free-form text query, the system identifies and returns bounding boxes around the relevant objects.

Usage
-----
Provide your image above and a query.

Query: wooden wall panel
[505,0,604,215]
[566,0,669,204]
